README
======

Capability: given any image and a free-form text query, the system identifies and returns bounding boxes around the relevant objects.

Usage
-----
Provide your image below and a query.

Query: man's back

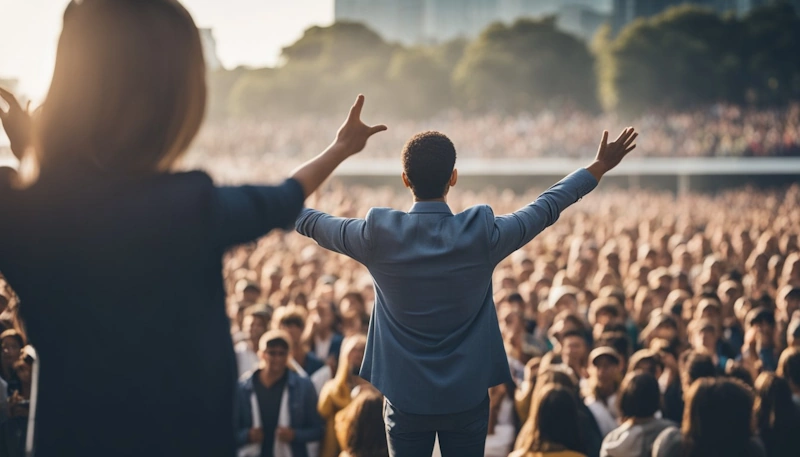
[296,169,599,415]
[359,202,510,414]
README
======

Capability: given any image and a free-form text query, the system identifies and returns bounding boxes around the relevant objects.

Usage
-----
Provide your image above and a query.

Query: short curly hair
[401,131,456,200]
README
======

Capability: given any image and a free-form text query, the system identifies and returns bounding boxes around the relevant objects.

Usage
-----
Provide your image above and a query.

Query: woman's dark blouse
[0,170,304,457]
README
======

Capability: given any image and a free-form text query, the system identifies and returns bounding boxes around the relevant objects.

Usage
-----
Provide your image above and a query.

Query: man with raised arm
[296,127,638,457]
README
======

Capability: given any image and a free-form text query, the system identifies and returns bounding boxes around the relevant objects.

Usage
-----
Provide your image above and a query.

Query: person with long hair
[0,1,385,456]
[334,390,388,457]
[318,335,368,457]
[652,377,766,457]
[754,372,800,457]
[515,365,602,457]
[510,384,587,457]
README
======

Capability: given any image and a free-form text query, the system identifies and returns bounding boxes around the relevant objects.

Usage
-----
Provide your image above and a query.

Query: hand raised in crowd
[331,94,387,158]
[587,127,638,181]
[0,88,33,160]
[276,426,295,443]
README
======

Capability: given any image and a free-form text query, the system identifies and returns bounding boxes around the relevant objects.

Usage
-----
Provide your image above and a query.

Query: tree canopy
[207,3,800,119]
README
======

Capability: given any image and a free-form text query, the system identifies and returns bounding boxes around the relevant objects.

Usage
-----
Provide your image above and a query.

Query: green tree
[741,3,800,104]
[453,17,597,112]
[600,5,740,113]
[385,46,454,117]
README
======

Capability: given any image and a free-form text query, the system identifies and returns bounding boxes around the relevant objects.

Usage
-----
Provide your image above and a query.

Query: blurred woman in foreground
[0,1,385,456]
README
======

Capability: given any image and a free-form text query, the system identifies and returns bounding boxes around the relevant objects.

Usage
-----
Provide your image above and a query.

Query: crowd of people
[213,180,800,457]
[1,169,800,457]
[2,146,800,457]
[187,103,800,178]
[0,180,778,457]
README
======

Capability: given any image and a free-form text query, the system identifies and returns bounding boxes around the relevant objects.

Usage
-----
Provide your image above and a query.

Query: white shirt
[234,341,258,379]
[313,334,333,361]
[585,393,620,437]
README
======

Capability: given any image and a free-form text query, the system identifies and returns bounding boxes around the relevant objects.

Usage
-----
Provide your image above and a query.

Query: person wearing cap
[236,279,264,308]
[236,305,273,378]
[741,307,779,373]
[584,347,623,437]
[236,330,323,457]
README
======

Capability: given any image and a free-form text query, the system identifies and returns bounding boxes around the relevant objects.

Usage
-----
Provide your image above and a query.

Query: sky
[0,0,334,101]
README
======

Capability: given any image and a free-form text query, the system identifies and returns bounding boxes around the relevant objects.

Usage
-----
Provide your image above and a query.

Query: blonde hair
[25,0,206,182]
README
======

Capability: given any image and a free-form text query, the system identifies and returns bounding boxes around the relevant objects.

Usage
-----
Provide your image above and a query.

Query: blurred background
[2,0,800,190]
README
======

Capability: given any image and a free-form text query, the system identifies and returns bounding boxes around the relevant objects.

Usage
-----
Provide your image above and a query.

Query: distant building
[335,0,425,45]
[334,0,614,44]
[199,28,222,71]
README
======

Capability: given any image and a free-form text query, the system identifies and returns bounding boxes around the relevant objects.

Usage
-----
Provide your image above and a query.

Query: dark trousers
[383,395,489,457]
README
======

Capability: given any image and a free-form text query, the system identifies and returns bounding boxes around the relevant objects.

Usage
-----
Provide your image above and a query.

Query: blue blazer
[296,168,598,414]
[236,370,324,457]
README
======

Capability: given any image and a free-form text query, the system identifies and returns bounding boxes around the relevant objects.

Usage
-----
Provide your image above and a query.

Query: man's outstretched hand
[332,94,387,158]
[587,127,637,181]
[0,88,32,160]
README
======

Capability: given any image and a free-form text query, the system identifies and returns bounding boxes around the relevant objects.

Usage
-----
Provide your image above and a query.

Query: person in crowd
[510,384,588,457]
[0,2,385,455]
[680,350,716,392]
[0,331,22,398]
[777,347,800,412]
[776,287,800,349]
[0,352,33,457]
[318,335,368,457]
[273,306,325,378]
[584,347,623,437]
[295,123,636,457]
[653,377,765,457]
[650,339,683,423]
[305,299,344,364]
[688,318,732,372]
[753,372,800,457]
[236,330,324,457]
[236,305,273,377]
[741,307,779,373]
[334,390,388,457]
[600,371,675,457]
[515,364,602,457]
[560,330,590,381]
[588,299,624,343]
[786,312,800,348]
[486,378,521,457]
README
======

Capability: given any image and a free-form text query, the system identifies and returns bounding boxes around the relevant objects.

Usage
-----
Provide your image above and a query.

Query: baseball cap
[590,346,622,366]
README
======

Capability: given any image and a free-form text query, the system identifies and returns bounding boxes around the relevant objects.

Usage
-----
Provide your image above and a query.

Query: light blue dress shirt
[295,168,598,415]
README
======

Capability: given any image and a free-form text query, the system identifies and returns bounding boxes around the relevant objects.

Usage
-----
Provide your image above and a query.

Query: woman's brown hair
[26,0,206,181]
[335,390,388,457]
[681,377,754,457]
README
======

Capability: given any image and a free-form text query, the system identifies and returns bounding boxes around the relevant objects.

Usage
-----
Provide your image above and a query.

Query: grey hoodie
[600,418,676,457]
